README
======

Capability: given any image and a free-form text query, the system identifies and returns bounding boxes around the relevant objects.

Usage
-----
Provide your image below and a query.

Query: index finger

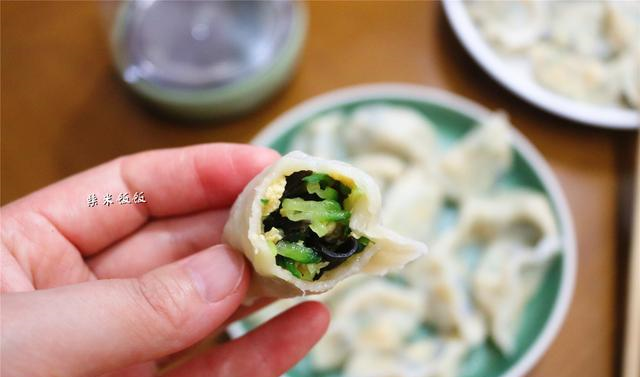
[3,143,279,255]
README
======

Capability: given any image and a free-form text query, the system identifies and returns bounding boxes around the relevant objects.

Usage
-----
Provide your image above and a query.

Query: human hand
[1,143,330,377]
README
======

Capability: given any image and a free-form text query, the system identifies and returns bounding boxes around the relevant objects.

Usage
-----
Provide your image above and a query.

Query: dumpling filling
[261,170,370,281]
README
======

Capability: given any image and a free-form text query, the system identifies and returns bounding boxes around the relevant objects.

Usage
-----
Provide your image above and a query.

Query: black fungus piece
[335,182,352,203]
[324,237,360,261]
[263,211,311,242]
[262,210,282,231]
[307,233,359,263]
[282,171,321,201]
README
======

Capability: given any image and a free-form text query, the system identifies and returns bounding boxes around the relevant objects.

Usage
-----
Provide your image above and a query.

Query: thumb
[1,244,248,377]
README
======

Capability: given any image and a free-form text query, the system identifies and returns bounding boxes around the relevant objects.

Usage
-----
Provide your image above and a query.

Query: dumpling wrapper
[473,237,561,354]
[456,189,559,244]
[350,152,407,194]
[343,105,437,166]
[547,0,611,58]
[343,338,467,377]
[403,241,487,347]
[467,0,548,52]
[290,111,348,160]
[604,1,640,54]
[311,279,424,371]
[222,151,428,299]
[438,113,512,200]
[530,43,622,106]
[382,167,442,243]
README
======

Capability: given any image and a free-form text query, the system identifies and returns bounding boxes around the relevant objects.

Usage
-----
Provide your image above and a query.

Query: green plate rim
[235,83,577,377]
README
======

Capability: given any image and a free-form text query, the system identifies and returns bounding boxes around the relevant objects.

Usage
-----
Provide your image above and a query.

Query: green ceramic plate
[232,84,577,377]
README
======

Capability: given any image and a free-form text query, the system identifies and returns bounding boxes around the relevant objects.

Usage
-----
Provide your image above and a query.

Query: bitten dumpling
[222,151,428,298]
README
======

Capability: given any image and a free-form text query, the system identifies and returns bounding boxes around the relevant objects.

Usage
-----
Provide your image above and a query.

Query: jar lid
[111,0,307,119]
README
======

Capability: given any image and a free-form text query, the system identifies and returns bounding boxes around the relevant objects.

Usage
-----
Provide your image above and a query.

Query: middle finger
[87,209,229,278]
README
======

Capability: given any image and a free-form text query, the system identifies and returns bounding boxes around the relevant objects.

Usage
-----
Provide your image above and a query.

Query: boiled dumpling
[438,113,512,199]
[344,105,437,166]
[402,339,468,377]
[311,279,424,371]
[309,275,371,370]
[456,189,558,245]
[415,256,486,345]
[382,168,443,243]
[351,153,408,194]
[466,0,548,51]
[343,337,467,377]
[473,237,560,354]
[343,349,425,377]
[548,1,611,58]
[290,111,346,160]
[404,233,487,346]
[310,318,353,370]
[530,43,622,106]
[604,1,640,54]
[334,280,424,352]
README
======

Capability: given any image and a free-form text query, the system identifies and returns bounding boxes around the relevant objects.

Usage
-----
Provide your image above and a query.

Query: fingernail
[183,245,245,303]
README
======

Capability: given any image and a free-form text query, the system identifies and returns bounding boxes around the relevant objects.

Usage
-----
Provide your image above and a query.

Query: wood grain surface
[1,2,637,376]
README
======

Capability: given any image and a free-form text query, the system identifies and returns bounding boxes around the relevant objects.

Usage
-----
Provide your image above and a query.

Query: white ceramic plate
[443,0,639,130]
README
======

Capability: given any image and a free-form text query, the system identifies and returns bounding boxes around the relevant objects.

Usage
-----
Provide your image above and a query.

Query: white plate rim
[442,0,639,130]
[237,83,577,377]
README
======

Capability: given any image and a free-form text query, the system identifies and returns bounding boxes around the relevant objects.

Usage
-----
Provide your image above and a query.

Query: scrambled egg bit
[261,176,287,217]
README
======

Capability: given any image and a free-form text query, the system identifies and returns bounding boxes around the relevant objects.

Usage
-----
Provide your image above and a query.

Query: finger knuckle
[133,273,192,338]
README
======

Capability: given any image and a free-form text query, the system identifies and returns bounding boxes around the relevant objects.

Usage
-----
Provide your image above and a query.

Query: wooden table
[1,2,637,376]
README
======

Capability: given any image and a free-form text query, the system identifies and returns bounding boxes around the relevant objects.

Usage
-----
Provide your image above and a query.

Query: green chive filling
[280,198,351,237]
[262,171,372,281]
[275,241,322,264]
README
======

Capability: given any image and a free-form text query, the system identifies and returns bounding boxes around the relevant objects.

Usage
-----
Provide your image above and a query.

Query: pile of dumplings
[246,105,562,377]
[466,0,640,109]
